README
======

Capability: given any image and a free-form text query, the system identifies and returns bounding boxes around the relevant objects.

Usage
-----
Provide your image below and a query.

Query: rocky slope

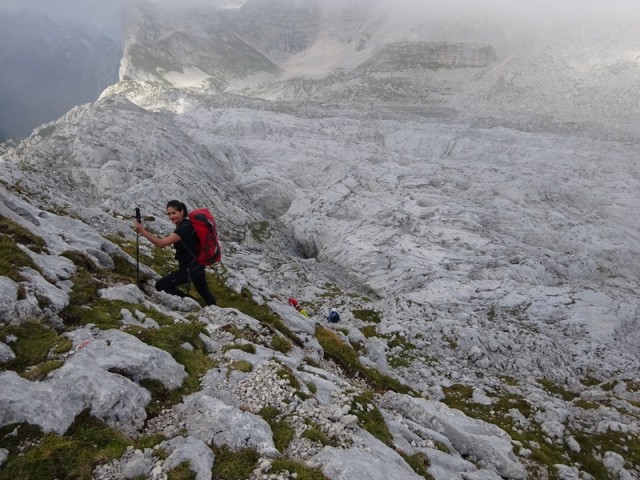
[1,1,639,479]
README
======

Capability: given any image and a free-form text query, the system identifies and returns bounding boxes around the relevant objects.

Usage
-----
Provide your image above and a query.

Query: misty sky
[3,0,640,38]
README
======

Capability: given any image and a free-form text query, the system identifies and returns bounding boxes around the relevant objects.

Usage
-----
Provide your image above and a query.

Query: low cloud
[2,0,639,39]
[0,0,125,37]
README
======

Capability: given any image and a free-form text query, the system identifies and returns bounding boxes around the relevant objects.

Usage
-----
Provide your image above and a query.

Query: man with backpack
[133,200,217,306]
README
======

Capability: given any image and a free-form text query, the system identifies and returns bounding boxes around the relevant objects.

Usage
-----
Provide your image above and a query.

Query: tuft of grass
[500,375,519,386]
[352,309,381,323]
[269,459,328,480]
[271,334,293,354]
[388,355,411,368]
[210,446,259,480]
[134,433,167,450]
[1,321,64,374]
[537,378,578,401]
[360,325,377,338]
[21,360,64,381]
[350,391,394,447]
[302,421,333,446]
[259,406,295,453]
[0,236,34,281]
[0,410,130,480]
[573,399,600,410]
[166,461,197,480]
[400,452,434,479]
[580,374,602,387]
[228,360,253,375]
[0,215,47,253]
[276,363,300,391]
[223,343,257,355]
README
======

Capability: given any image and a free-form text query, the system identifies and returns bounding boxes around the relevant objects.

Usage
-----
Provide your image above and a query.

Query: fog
[2,0,639,36]
[0,0,126,37]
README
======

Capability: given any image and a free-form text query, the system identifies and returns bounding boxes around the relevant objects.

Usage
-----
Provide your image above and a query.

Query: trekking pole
[135,207,141,285]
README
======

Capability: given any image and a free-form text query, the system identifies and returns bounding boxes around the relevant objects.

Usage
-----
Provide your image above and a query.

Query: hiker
[327,308,340,323]
[133,200,216,306]
[288,297,309,317]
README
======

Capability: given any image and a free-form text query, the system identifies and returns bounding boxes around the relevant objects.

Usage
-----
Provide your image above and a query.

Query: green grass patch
[1,321,66,374]
[269,459,328,480]
[223,343,257,354]
[228,360,253,375]
[210,446,259,480]
[134,433,167,450]
[624,379,640,393]
[570,429,640,478]
[301,421,333,446]
[0,215,47,253]
[360,325,377,338]
[500,375,519,386]
[573,399,600,410]
[166,461,197,480]
[21,360,64,381]
[315,325,414,395]
[0,228,40,282]
[276,363,300,391]
[400,452,433,479]
[538,378,578,401]
[386,332,417,368]
[388,354,412,368]
[580,374,602,387]
[0,410,130,480]
[259,406,295,453]
[271,334,293,354]
[350,391,394,447]
[352,309,381,323]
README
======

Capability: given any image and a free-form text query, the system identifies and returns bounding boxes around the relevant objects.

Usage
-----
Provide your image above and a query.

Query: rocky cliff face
[0,1,639,479]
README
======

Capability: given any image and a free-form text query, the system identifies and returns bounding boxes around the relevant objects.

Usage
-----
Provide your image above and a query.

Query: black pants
[155,265,216,306]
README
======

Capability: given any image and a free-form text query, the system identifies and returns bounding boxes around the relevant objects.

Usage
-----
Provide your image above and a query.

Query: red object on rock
[288,297,298,307]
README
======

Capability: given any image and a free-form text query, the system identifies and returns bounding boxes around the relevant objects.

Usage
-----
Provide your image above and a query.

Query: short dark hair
[166,200,188,216]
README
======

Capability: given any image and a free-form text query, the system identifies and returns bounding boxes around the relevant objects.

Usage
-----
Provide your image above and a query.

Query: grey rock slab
[99,284,146,304]
[19,267,69,312]
[177,393,278,457]
[160,436,214,480]
[65,328,187,389]
[19,245,76,284]
[0,362,150,435]
[313,443,423,480]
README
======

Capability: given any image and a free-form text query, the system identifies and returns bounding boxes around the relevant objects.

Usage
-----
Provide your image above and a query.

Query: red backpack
[188,208,222,265]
